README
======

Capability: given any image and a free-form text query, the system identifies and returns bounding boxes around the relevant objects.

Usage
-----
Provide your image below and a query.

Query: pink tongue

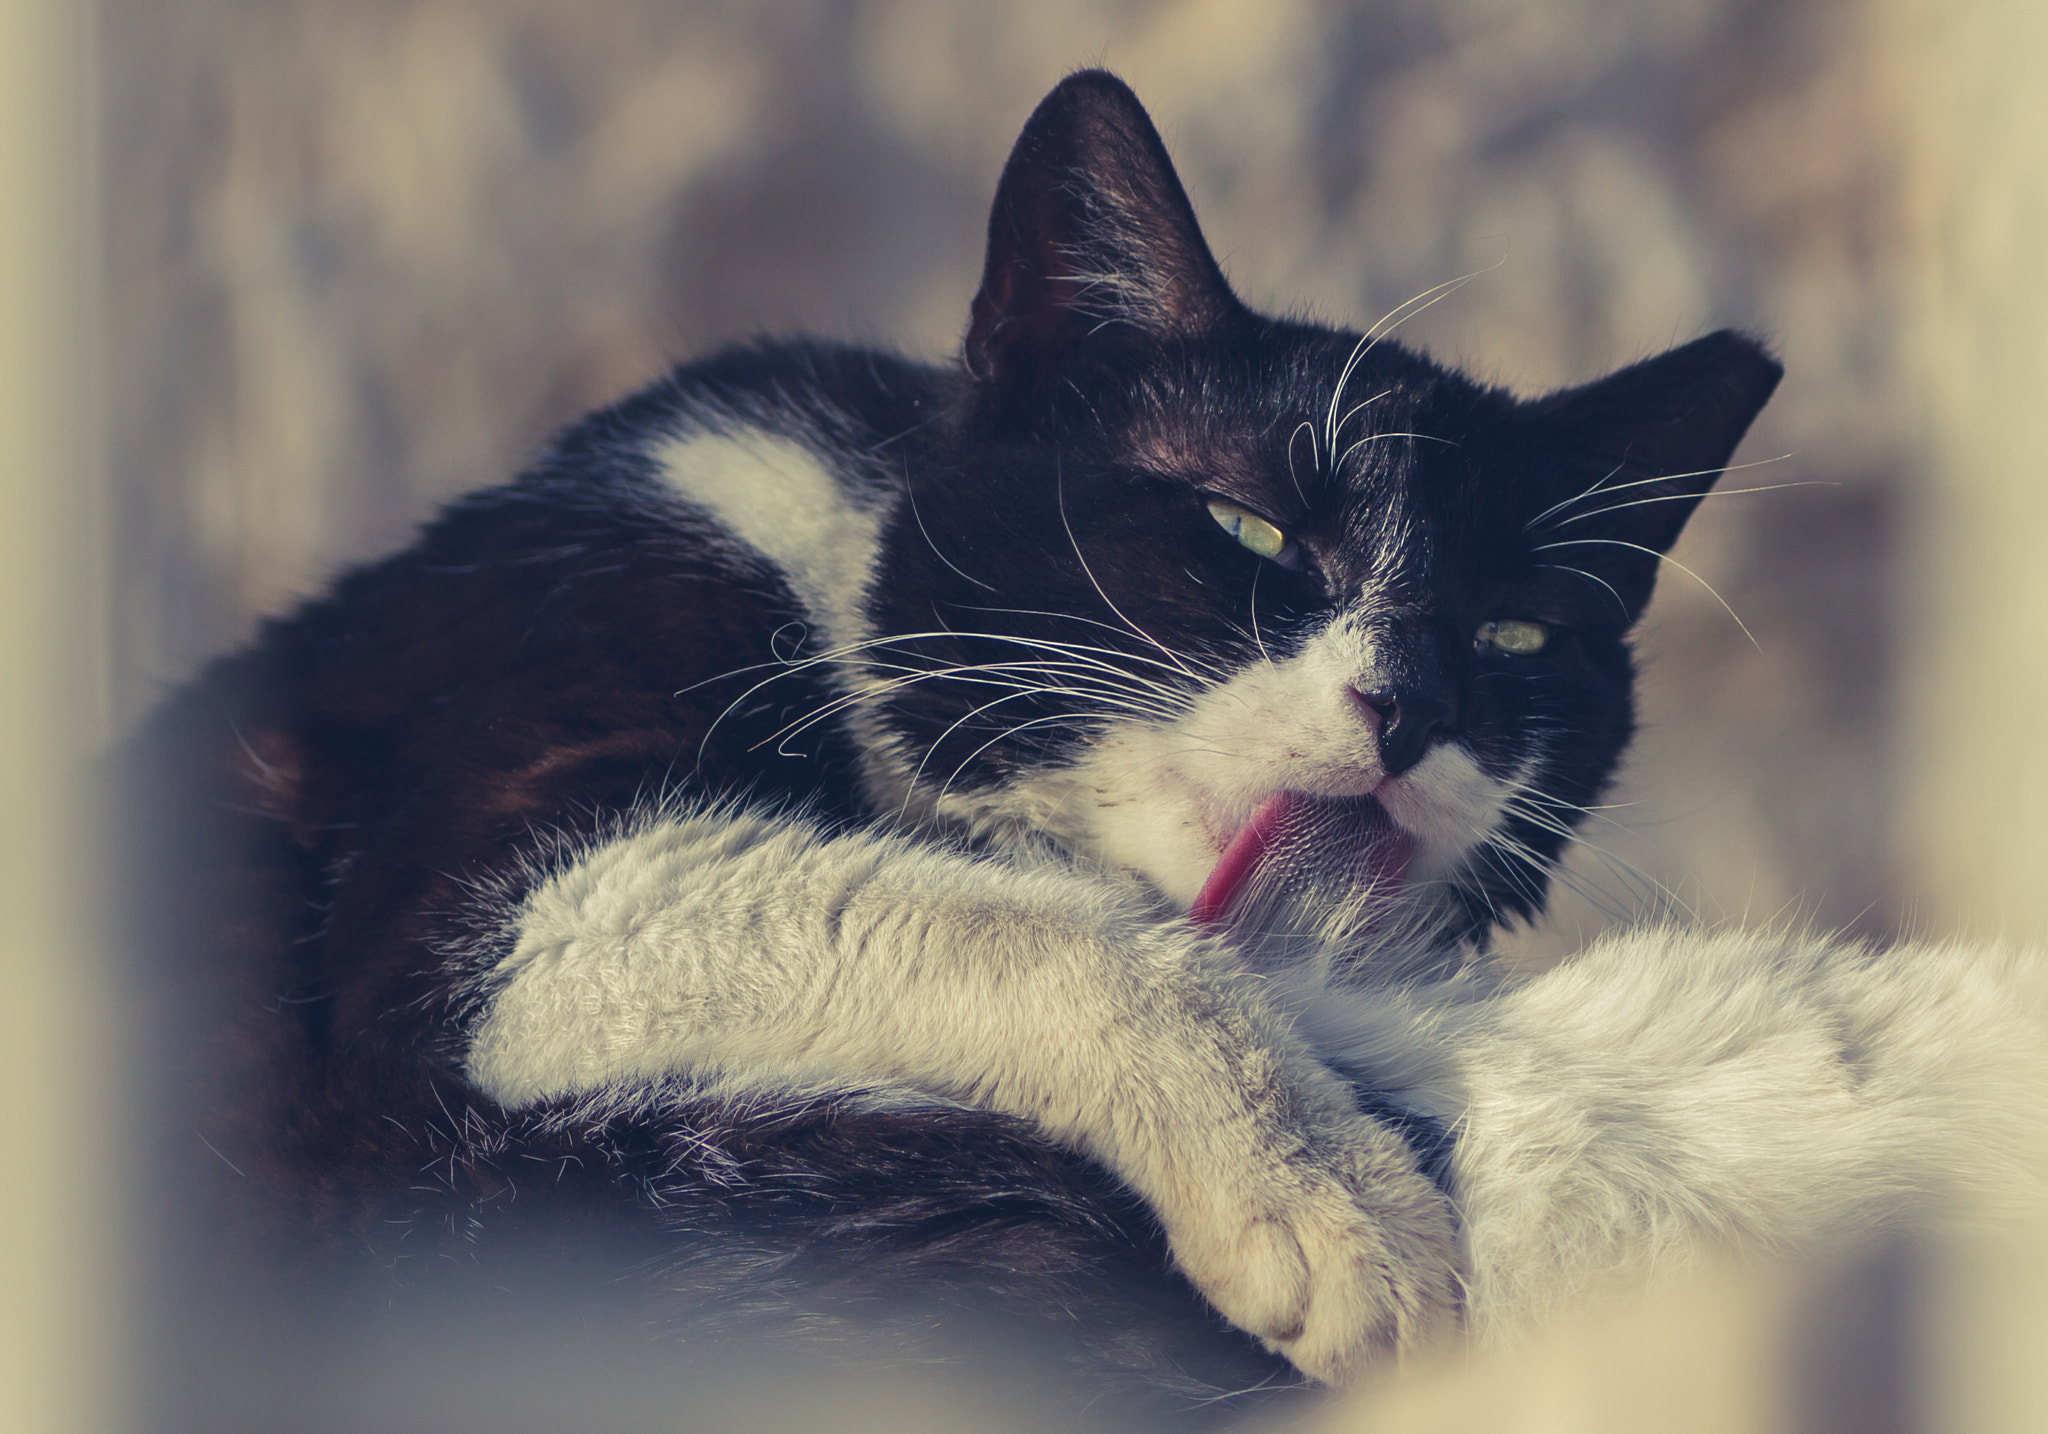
[1190,792,1413,930]
[1191,794,1297,926]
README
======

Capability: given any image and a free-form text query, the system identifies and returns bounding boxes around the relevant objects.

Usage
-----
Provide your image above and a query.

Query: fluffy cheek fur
[984,615,1512,909]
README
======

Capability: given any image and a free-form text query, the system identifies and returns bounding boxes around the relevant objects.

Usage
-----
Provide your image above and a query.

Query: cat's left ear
[1523,330,1783,624]
[966,71,1241,395]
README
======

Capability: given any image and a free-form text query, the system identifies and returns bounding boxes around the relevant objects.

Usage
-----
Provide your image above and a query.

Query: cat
[129,67,1844,1418]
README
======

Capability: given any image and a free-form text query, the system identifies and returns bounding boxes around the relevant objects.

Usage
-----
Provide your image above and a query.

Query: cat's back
[148,338,944,818]
[122,339,949,1234]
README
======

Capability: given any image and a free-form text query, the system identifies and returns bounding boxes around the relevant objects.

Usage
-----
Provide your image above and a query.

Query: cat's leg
[464,807,1460,1382]
[1298,927,2048,1342]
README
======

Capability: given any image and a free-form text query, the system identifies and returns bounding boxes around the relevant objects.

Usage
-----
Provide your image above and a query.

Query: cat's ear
[1524,330,1782,624]
[966,71,1240,394]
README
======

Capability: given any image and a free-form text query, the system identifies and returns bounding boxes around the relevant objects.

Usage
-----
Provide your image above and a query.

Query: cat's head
[866,71,1780,957]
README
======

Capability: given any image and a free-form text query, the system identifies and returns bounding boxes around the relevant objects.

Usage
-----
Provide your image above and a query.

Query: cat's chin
[1191,791,1414,932]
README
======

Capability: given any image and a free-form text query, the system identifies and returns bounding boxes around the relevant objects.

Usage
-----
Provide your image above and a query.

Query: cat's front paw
[1161,1116,1461,1384]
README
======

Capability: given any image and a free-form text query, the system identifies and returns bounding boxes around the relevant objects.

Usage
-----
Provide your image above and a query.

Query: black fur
[129,71,1778,1426]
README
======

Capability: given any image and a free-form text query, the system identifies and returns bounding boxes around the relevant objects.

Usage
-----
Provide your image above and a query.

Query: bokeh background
[5,0,2039,1429]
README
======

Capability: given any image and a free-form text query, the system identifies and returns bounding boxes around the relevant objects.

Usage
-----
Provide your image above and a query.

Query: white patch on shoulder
[651,428,881,653]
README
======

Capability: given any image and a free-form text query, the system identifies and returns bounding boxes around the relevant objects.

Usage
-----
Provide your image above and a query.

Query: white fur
[648,425,923,808]
[469,806,1461,1381]
[1299,926,2048,1338]
[969,612,1509,909]
[472,801,2048,1371]
[650,427,881,657]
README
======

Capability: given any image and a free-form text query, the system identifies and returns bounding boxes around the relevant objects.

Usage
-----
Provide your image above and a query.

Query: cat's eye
[1477,619,1549,655]
[1206,499,1304,570]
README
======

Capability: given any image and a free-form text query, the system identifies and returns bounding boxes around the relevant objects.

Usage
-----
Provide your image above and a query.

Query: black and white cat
[135,71,2042,1418]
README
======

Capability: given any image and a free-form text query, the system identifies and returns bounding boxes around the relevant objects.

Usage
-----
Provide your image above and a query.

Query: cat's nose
[1351,685,1454,776]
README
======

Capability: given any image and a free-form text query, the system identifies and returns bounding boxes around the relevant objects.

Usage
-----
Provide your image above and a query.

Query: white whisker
[1524,454,1794,533]
[1530,537,1760,650]
[1057,464,1204,681]
[904,472,1001,592]
[1533,563,1631,621]
[1321,261,1502,462]
[1549,476,1823,530]
[1328,388,1392,454]
[1333,429,1458,479]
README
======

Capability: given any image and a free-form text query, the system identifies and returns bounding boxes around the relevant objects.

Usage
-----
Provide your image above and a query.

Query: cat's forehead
[1114,332,1505,521]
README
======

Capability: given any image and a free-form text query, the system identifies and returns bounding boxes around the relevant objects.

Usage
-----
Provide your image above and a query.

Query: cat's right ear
[966,71,1240,395]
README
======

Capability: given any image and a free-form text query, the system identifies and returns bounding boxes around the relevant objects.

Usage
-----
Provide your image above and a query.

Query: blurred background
[5,0,2044,1429]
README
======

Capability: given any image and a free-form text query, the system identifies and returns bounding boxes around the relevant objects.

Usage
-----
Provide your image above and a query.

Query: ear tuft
[966,71,1239,395]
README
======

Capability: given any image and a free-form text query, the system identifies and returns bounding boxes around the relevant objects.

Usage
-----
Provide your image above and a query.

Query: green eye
[1478,619,1549,655]
[1207,499,1293,563]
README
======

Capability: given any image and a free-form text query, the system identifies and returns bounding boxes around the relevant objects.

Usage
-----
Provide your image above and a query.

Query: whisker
[1247,564,1274,668]
[1534,563,1631,621]
[1549,477,1827,530]
[1321,331,1374,464]
[1529,537,1760,650]
[1333,429,1458,480]
[1506,785,1642,816]
[1523,460,1627,535]
[1327,388,1392,455]
[1524,454,1794,533]
[932,711,1119,810]
[1493,787,1692,920]
[691,623,1211,717]
[1475,828,1642,927]
[1322,261,1502,461]
[1056,465,1204,681]
[1286,420,1318,507]
[753,658,1185,755]
[904,472,1000,593]
[901,689,1128,812]
[947,606,1233,681]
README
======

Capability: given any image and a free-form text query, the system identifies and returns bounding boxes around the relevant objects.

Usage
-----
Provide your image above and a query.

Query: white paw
[1158,1116,1462,1383]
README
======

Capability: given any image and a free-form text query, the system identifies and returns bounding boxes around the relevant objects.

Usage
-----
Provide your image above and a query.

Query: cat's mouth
[1190,791,1414,930]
